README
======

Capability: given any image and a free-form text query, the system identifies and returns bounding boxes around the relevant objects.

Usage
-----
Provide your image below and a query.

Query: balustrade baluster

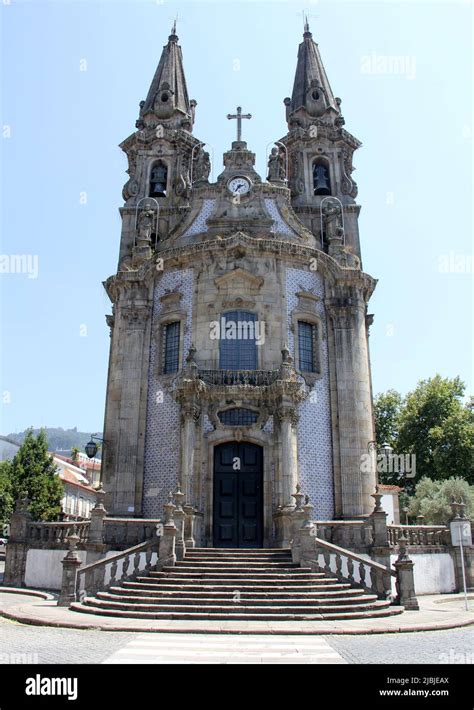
[358,561,366,587]
[335,553,343,579]
[347,557,355,585]
[110,559,118,586]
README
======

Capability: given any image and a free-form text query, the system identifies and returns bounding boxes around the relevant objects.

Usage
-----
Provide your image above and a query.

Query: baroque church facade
[101,23,377,548]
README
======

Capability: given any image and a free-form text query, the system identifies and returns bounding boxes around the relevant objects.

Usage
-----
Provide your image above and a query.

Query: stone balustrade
[103,517,163,548]
[198,369,280,387]
[75,536,162,601]
[314,520,374,550]
[387,524,451,548]
[27,521,90,547]
[312,537,395,600]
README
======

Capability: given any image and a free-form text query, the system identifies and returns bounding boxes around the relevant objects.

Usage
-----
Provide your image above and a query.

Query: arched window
[313,161,331,196]
[219,311,258,371]
[298,320,319,373]
[163,321,180,374]
[149,161,168,197]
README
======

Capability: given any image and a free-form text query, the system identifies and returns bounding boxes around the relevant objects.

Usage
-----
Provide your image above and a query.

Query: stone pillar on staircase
[158,494,177,569]
[58,528,83,607]
[173,483,186,561]
[183,505,197,548]
[290,485,306,565]
[3,497,32,588]
[370,487,391,569]
[394,533,419,610]
[299,498,317,566]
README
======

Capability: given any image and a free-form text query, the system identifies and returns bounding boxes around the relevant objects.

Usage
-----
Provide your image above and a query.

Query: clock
[227,176,251,195]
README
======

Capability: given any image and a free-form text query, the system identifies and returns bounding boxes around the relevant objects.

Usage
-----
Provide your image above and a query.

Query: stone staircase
[71,548,403,621]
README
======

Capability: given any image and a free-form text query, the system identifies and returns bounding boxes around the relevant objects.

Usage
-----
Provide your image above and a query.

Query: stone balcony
[197,369,280,387]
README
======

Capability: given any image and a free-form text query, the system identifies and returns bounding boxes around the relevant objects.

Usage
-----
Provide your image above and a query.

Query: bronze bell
[313,164,330,191]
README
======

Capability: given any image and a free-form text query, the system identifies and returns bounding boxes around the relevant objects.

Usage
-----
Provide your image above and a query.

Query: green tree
[407,476,474,525]
[0,461,14,528]
[374,389,403,450]
[9,429,63,521]
[398,375,474,485]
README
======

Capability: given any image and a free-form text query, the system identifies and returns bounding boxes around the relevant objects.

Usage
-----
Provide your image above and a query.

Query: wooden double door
[213,442,263,548]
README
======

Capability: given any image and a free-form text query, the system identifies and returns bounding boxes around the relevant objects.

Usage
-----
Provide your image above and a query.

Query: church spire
[137,24,197,131]
[284,24,340,129]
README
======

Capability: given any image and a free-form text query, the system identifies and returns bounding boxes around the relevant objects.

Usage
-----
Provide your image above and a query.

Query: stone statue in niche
[267,146,286,183]
[322,200,344,241]
[136,206,155,247]
[193,147,211,183]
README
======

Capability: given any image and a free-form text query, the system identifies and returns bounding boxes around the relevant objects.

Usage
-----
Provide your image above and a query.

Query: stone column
[3,498,32,588]
[102,294,152,517]
[58,530,82,607]
[449,502,473,591]
[276,404,299,508]
[326,295,377,517]
[180,405,200,506]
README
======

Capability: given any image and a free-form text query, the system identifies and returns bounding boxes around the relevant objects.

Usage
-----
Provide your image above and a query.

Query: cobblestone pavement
[324,628,474,665]
[0,599,472,665]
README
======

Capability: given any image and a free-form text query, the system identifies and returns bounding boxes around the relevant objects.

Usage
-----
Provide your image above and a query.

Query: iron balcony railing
[198,369,280,387]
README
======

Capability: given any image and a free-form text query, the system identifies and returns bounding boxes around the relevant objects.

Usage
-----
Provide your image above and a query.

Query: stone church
[101,22,377,549]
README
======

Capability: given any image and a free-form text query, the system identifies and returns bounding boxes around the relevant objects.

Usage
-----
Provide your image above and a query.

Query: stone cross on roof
[226,106,252,142]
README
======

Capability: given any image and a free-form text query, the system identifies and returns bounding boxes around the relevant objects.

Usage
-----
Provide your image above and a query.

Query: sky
[0,0,472,435]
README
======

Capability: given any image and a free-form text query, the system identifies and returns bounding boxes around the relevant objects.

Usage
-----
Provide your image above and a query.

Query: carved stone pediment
[296,290,320,314]
[214,267,264,294]
[160,291,182,312]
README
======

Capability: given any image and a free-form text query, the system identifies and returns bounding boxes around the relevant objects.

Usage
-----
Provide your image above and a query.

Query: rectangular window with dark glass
[298,321,316,372]
[219,311,257,371]
[163,321,180,374]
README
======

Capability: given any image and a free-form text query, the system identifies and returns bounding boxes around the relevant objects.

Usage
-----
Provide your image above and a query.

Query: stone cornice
[103,232,377,303]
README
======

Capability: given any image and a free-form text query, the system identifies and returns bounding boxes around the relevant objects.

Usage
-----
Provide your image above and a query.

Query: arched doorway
[213,442,263,548]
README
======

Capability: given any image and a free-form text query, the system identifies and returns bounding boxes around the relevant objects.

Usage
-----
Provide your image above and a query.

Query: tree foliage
[374,375,474,487]
[8,429,63,521]
[407,476,474,525]
[0,461,14,528]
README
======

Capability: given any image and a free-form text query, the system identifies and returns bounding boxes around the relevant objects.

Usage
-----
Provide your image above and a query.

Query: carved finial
[186,344,197,363]
[281,343,292,364]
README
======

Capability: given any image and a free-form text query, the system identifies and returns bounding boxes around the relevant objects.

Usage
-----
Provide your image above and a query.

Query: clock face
[228,176,251,195]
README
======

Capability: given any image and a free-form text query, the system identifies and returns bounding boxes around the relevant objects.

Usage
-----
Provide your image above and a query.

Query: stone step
[152,570,321,579]
[97,591,377,607]
[126,580,353,592]
[186,547,291,557]
[81,596,388,614]
[71,600,403,621]
[174,561,298,569]
[112,585,364,599]
[184,552,292,559]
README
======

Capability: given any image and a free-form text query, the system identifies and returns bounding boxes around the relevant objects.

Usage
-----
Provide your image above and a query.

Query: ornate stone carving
[120,305,150,330]
[267,146,286,183]
[122,177,139,202]
[193,147,211,183]
[322,200,344,241]
[275,406,299,427]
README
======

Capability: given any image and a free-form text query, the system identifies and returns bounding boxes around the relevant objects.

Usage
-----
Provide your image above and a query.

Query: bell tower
[280,21,362,265]
[117,24,206,269]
